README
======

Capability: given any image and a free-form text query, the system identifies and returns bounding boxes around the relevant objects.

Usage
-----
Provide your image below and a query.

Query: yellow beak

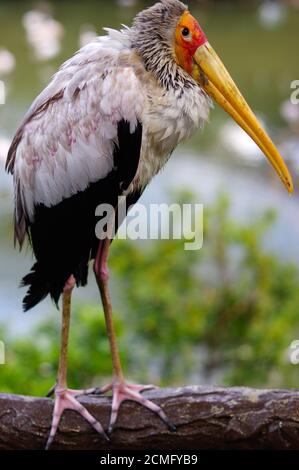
[193,42,293,193]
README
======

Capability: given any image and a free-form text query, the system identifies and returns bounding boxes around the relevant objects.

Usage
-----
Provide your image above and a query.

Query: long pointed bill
[193,42,293,193]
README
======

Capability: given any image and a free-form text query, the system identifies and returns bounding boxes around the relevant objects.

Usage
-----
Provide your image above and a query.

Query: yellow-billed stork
[5,0,293,449]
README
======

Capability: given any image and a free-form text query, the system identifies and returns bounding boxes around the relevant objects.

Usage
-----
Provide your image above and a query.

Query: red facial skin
[174,11,207,75]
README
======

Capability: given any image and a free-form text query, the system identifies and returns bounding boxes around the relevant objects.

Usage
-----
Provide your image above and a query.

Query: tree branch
[0,386,299,450]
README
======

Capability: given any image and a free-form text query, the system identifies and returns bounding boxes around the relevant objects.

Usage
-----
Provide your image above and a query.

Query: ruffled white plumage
[12,27,211,222]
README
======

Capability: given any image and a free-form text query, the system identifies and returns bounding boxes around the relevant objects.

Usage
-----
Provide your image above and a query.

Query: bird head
[132,0,293,193]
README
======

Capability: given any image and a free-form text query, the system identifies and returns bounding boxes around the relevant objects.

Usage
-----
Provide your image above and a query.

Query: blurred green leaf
[1,192,299,394]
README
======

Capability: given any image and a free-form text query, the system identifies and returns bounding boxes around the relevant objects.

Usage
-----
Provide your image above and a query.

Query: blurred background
[0,0,299,395]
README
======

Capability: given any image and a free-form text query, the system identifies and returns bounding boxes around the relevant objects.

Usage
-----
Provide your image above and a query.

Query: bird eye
[182,27,190,38]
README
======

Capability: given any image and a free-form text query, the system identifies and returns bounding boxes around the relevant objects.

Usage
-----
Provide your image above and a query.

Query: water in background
[0,0,299,332]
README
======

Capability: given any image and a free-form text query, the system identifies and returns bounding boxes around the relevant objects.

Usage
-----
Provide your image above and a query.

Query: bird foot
[45,387,109,450]
[91,380,176,435]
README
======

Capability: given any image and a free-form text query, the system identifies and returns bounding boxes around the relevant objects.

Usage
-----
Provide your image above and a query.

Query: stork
[6,0,293,449]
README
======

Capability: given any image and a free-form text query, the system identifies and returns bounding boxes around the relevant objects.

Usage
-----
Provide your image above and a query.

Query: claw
[45,388,109,450]
[129,383,157,392]
[46,384,96,398]
[46,384,56,398]
[90,381,175,435]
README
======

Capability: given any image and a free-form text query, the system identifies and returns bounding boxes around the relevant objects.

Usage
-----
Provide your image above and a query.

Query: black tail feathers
[21,263,56,312]
[21,261,89,312]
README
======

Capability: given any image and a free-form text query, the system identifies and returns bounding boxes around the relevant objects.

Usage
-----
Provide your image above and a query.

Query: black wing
[22,120,143,311]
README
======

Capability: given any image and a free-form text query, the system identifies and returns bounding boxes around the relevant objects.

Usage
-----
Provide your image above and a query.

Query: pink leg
[45,275,108,450]
[93,239,175,434]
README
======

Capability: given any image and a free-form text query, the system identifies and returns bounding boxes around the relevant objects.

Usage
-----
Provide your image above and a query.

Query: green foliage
[0,306,125,395]
[1,193,299,395]
[111,193,299,388]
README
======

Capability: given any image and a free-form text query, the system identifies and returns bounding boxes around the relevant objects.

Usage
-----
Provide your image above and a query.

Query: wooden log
[0,386,299,450]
